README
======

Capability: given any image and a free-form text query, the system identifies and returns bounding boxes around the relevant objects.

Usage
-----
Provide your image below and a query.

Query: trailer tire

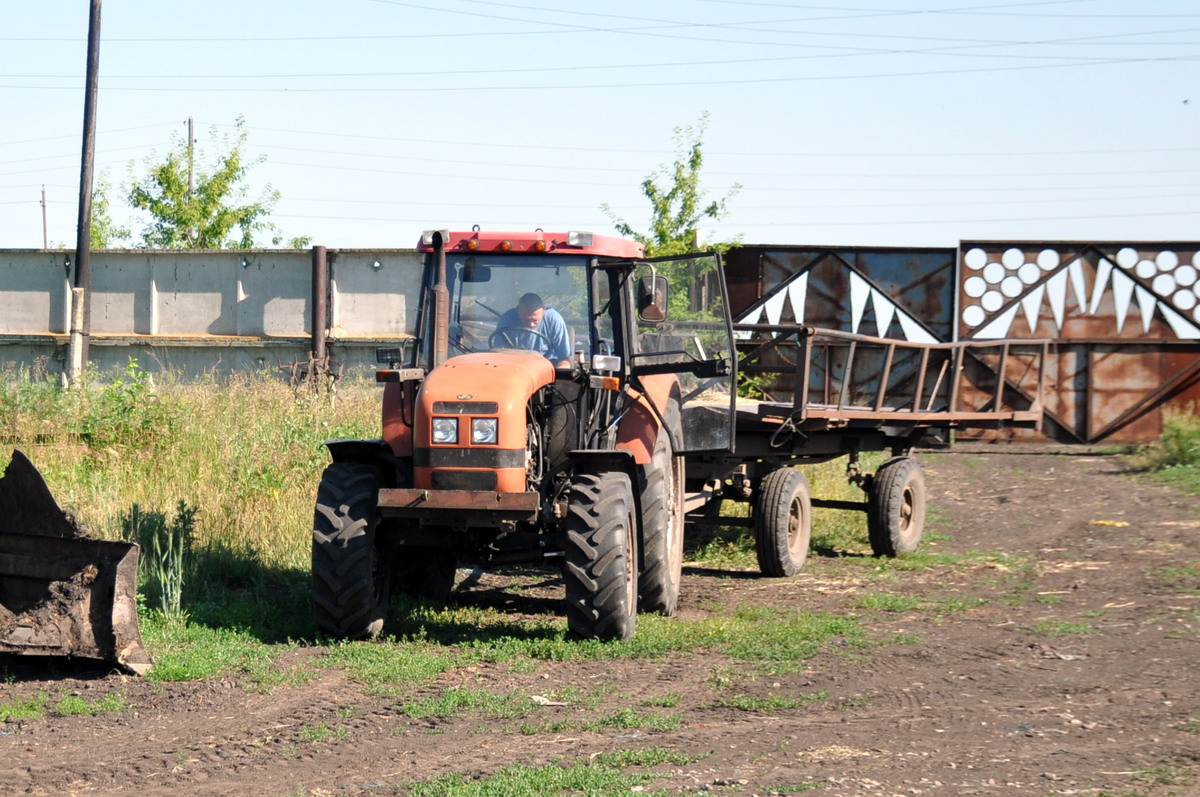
[867,456,925,557]
[392,546,457,602]
[638,403,685,615]
[755,467,812,577]
[564,471,638,641]
[312,462,390,639]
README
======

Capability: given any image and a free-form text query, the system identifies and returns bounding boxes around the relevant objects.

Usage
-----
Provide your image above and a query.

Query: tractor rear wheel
[638,404,684,615]
[563,471,638,641]
[312,462,390,639]
[754,467,812,577]
[867,456,926,557]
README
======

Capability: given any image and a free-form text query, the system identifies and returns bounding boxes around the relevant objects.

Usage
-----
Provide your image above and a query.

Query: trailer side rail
[733,324,1048,430]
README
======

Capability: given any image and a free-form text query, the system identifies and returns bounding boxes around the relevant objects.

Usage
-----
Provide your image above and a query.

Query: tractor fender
[566,448,643,523]
[615,373,681,465]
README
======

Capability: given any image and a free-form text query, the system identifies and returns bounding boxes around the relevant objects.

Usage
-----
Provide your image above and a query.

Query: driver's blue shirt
[495,306,572,364]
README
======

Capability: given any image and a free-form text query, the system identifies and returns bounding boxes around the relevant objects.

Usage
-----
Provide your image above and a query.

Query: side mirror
[638,275,668,322]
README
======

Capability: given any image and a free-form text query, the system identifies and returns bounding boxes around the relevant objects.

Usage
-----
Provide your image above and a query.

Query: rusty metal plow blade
[0,450,151,675]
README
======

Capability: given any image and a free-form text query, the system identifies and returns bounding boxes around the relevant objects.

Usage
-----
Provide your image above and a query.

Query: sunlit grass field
[0,360,990,686]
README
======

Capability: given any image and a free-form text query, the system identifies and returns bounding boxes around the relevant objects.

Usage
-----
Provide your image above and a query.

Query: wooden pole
[69,0,102,385]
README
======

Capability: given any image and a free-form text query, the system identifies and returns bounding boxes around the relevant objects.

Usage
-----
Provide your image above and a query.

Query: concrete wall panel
[0,252,70,333]
[330,250,422,337]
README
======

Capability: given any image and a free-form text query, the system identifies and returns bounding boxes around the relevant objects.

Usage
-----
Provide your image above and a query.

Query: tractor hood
[412,352,557,492]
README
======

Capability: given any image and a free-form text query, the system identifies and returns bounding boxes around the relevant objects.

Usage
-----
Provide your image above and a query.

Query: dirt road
[1,450,1198,796]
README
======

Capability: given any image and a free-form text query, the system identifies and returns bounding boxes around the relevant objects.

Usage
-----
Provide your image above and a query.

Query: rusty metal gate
[723,242,1200,444]
[956,242,1200,444]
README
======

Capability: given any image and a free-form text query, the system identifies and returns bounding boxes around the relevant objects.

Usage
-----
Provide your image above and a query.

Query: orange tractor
[311,230,736,641]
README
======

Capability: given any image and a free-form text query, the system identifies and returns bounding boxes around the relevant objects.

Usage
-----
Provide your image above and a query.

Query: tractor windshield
[439,253,598,364]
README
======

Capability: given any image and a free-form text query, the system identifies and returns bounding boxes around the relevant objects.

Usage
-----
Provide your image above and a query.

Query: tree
[90,173,130,248]
[126,117,309,249]
[602,112,741,257]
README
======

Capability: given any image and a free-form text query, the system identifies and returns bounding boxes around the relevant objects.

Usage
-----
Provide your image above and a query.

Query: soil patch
[2,449,1198,796]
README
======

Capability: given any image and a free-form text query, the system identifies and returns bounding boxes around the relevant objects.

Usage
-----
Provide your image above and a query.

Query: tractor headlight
[431,417,458,444]
[472,418,499,445]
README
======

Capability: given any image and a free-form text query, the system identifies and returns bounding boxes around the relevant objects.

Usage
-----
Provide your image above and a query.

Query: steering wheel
[489,326,552,350]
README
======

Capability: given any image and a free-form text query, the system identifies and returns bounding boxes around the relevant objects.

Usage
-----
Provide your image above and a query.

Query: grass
[400,687,538,721]
[519,708,682,736]
[0,690,127,721]
[1135,407,1200,494]
[1032,619,1094,637]
[403,748,698,797]
[321,602,863,694]
[710,692,828,713]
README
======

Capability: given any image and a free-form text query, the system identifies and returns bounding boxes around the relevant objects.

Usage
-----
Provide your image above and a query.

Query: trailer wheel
[867,456,926,557]
[392,546,457,602]
[564,471,638,641]
[755,467,812,577]
[638,403,685,615]
[312,462,390,639]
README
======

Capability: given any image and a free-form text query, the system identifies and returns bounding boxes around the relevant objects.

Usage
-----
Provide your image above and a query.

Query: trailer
[679,323,1047,575]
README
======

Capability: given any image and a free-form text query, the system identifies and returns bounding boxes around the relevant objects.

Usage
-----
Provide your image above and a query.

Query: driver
[494,292,572,367]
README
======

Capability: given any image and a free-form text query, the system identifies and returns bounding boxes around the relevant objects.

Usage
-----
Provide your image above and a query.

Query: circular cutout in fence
[1037,248,1060,271]
[1195,305,1200,324]
[1136,259,1158,280]
[1174,290,1197,312]
[1019,262,1041,285]
[964,248,988,270]
[983,262,1005,284]
[964,276,987,298]
[1194,250,1200,269]
[1152,273,1177,296]
[1175,264,1197,287]
[1116,247,1139,269]
[981,291,1004,312]
[962,305,986,327]
[1194,281,1200,298]
[1001,275,1023,298]
[1157,251,1180,271]
[1002,248,1025,270]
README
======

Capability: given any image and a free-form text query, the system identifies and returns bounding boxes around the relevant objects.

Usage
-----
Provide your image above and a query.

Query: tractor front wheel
[312,462,390,639]
[563,471,638,641]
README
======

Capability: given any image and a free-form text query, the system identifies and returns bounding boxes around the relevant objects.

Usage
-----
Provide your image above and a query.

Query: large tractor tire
[392,546,457,602]
[312,462,390,639]
[637,403,685,615]
[563,471,638,641]
[867,456,926,557]
[754,466,812,577]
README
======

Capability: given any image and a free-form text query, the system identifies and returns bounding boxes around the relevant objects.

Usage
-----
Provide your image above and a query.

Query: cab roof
[417,229,644,259]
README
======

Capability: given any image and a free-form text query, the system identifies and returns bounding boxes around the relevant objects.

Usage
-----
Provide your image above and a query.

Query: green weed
[55,692,126,716]
[1033,619,1094,637]
[0,692,49,721]
[400,688,536,721]
[405,758,673,797]
[712,692,827,713]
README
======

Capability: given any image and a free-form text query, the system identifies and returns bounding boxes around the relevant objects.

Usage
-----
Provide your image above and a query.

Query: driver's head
[516,293,546,328]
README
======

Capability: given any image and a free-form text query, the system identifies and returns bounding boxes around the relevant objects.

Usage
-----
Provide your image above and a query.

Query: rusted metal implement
[0,450,151,675]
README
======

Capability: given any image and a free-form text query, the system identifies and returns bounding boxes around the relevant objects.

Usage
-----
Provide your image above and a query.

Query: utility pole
[69,0,102,385]
[40,186,48,250]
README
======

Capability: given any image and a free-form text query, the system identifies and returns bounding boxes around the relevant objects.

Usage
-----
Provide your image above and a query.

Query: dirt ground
[1,449,1198,797]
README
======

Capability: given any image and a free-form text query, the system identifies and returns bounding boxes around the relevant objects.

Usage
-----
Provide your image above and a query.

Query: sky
[2,0,1198,252]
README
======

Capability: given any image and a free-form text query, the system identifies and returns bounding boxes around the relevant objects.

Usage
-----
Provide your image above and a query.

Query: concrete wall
[0,248,423,378]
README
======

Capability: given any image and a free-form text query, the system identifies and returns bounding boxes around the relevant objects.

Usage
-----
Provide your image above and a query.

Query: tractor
[311,229,736,641]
